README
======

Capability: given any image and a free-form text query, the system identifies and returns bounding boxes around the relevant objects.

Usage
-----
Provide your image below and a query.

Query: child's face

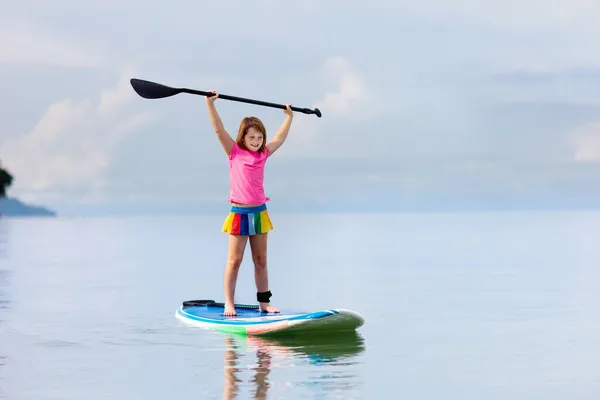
[244,127,264,152]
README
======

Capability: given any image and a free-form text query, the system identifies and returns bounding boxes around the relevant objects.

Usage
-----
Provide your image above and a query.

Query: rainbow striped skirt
[222,204,274,236]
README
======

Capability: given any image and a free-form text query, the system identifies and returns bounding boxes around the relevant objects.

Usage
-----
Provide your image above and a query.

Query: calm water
[1,211,599,399]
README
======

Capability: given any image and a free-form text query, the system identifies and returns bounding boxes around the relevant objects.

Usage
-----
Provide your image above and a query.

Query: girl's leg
[249,232,279,313]
[224,234,248,316]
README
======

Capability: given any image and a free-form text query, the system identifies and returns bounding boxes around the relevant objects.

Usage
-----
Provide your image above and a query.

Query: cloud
[0,71,156,194]
[318,57,368,116]
[570,122,600,162]
[281,56,383,156]
[0,16,106,68]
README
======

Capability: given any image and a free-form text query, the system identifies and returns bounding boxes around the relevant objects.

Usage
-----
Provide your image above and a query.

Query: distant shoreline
[0,197,57,217]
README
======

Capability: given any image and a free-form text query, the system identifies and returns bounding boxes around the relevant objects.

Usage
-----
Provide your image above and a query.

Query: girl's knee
[252,253,267,269]
[227,256,243,269]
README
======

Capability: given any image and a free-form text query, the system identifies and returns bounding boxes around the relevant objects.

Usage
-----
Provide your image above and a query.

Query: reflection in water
[0,219,10,312]
[250,338,271,399]
[0,220,10,399]
[222,331,365,399]
[223,336,243,399]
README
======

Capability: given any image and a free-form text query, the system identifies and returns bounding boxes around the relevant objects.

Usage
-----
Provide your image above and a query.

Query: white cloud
[0,16,106,67]
[318,57,367,116]
[570,122,600,162]
[282,56,381,156]
[0,71,156,194]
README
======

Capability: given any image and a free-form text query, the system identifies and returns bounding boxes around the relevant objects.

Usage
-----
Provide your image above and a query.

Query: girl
[205,90,293,317]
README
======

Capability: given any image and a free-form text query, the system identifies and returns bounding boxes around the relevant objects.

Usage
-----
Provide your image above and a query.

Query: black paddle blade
[130,78,182,99]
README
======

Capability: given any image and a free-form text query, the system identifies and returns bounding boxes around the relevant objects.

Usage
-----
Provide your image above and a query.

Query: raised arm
[205,90,234,156]
[267,104,294,155]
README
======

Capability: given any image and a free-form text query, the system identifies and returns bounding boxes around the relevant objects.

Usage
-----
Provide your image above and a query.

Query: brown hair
[236,117,267,153]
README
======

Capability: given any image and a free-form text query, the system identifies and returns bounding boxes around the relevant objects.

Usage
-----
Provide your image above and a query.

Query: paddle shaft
[181,88,315,115]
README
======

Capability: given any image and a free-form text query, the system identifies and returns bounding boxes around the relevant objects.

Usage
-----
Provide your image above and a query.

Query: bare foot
[259,303,280,313]
[224,304,237,317]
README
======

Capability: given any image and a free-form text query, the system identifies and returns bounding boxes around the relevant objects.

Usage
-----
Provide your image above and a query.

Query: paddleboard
[175,300,365,336]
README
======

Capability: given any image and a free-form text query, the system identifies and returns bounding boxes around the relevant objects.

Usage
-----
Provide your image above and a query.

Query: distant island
[0,162,56,217]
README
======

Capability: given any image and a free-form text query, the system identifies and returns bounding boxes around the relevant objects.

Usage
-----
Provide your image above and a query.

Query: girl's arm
[267,104,293,155]
[206,91,234,156]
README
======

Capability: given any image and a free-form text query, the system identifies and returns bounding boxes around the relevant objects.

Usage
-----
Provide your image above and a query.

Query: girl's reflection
[223,336,242,399]
[222,331,365,399]
[250,339,271,399]
[223,335,273,400]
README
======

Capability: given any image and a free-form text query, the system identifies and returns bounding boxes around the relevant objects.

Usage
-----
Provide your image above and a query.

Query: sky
[1,1,600,215]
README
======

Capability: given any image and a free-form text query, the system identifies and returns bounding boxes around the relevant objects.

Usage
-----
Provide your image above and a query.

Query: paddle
[183,300,259,310]
[130,78,322,118]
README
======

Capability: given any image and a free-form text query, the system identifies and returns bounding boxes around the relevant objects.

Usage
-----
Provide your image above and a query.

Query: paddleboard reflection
[222,331,366,399]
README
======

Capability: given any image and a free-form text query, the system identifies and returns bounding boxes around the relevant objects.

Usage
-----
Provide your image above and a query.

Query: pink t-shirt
[227,142,270,205]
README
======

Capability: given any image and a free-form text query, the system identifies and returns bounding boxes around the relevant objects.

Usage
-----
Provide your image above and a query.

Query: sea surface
[1,210,599,399]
